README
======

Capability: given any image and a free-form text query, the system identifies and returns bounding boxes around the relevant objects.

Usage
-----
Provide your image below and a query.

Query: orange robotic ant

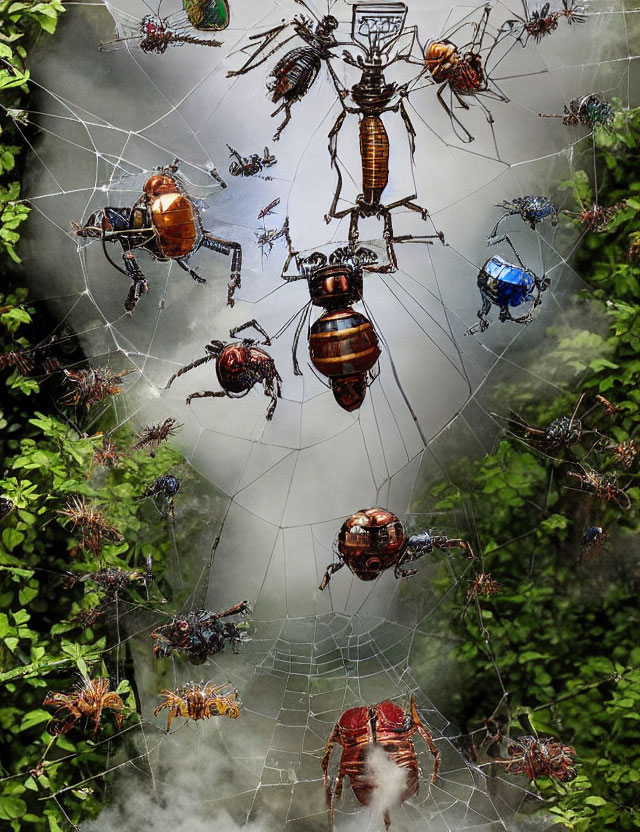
[73,159,242,313]
[322,696,440,830]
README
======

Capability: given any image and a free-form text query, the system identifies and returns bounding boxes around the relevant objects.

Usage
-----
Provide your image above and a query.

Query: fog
[17,0,640,828]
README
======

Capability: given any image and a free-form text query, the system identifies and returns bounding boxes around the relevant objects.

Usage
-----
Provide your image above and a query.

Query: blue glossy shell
[478,256,535,308]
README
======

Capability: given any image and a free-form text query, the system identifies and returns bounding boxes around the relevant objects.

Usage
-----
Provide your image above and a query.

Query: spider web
[9,0,640,829]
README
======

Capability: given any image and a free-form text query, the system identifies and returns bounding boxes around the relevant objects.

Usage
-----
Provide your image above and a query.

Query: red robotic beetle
[319,507,474,589]
[322,695,440,830]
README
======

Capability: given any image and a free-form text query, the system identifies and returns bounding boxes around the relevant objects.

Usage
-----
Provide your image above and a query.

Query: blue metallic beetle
[468,236,549,334]
[140,474,181,519]
[489,195,558,240]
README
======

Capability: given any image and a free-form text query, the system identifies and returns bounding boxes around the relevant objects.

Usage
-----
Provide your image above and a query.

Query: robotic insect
[57,496,123,559]
[503,395,592,454]
[73,160,242,313]
[567,468,631,509]
[567,200,627,233]
[539,93,615,129]
[226,1,340,140]
[322,696,440,831]
[228,144,277,178]
[99,0,229,53]
[165,320,282,420]
[65,556,155,601]
[501,735,577,783]
[489,196,558,240]
[62,367,132,409]
[280,239,383,411]
[139,475,181,519]
[151,602,251,663]
[44,677,125,736]
[499,1,585,46]
[133,417,182,457]
[325,3,444,266]
[154,681,241,730]
[468,235,549,334]
[320,507,474,588]
[424,5,509,143]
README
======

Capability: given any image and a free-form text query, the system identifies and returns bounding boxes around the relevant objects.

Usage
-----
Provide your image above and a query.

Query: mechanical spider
[566,200,627,233]
[154,681,241,730]
[99,1,229,53]
[62,367,132,409]
[467,572,502,601]
[468,235,550,333]
[489,195,558,240]
[603,438,638,470]
[424,5,509,144]
[322,696,440,831]
[500,1,585,46]
[503,395,592,454]
[324,3,444,266]
[567,468,631,510]
[540,93,615,129]
[57,496,123,559]
[228,144,276,178]
[165,320,282,421]
[73,159,242,313]
[320,507,474,588]
[150,601,251,663]
[279,237,382,411]
[226,0,340,140]
[139,474,181,519]
[44,676,125,736]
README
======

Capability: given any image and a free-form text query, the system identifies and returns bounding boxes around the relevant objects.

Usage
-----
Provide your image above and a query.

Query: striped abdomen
[269,47,321,104]
[359,116,389,205]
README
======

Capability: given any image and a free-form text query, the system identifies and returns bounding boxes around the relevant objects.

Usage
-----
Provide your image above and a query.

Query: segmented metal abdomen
[359,115,389,205]
[269,47,320,103]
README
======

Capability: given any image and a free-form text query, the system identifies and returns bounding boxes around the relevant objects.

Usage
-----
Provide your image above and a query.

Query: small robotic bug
[154,681,241,730]
[73,160,242,313]
[322,696,440,831]
[151,602,251,663]
[489,196,558,240]
[539,93,615,129]
[499,1,585,46]
[227,144,277,179]
[165,320,282,420]
[320,507,474,588]
[139,475,181,519]
[468,236,549,334]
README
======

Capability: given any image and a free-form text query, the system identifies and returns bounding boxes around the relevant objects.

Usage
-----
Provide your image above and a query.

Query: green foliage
[0,290,185,830]
[0,0,66,262]
[410,108,640,830]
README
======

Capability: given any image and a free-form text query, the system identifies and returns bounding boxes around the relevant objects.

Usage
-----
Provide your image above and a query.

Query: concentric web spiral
[9,0,640,829]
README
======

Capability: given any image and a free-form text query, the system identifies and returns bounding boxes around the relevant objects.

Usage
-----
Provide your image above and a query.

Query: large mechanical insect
[280,238,383,412]
[44,677,125,735]
[499,1,585,46]
[165,320,282,420]
[468,235,549,333]
[150,602,250,663]
[324,3,443,266]
[226,1,340,140]
[154,681,241,730]
[424,5,509,143]
[73,160,242,313]
[319,507,474,588]
[322,696,440,831]
[99,0,230,53]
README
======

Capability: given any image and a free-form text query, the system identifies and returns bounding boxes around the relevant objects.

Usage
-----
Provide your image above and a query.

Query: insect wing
[183,0,230,30]
[351,3,407,52]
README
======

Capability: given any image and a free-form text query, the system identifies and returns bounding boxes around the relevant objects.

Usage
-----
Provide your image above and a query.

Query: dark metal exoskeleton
[226,2,339,140]
[165,320,282,420]
[73,160,242,313]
